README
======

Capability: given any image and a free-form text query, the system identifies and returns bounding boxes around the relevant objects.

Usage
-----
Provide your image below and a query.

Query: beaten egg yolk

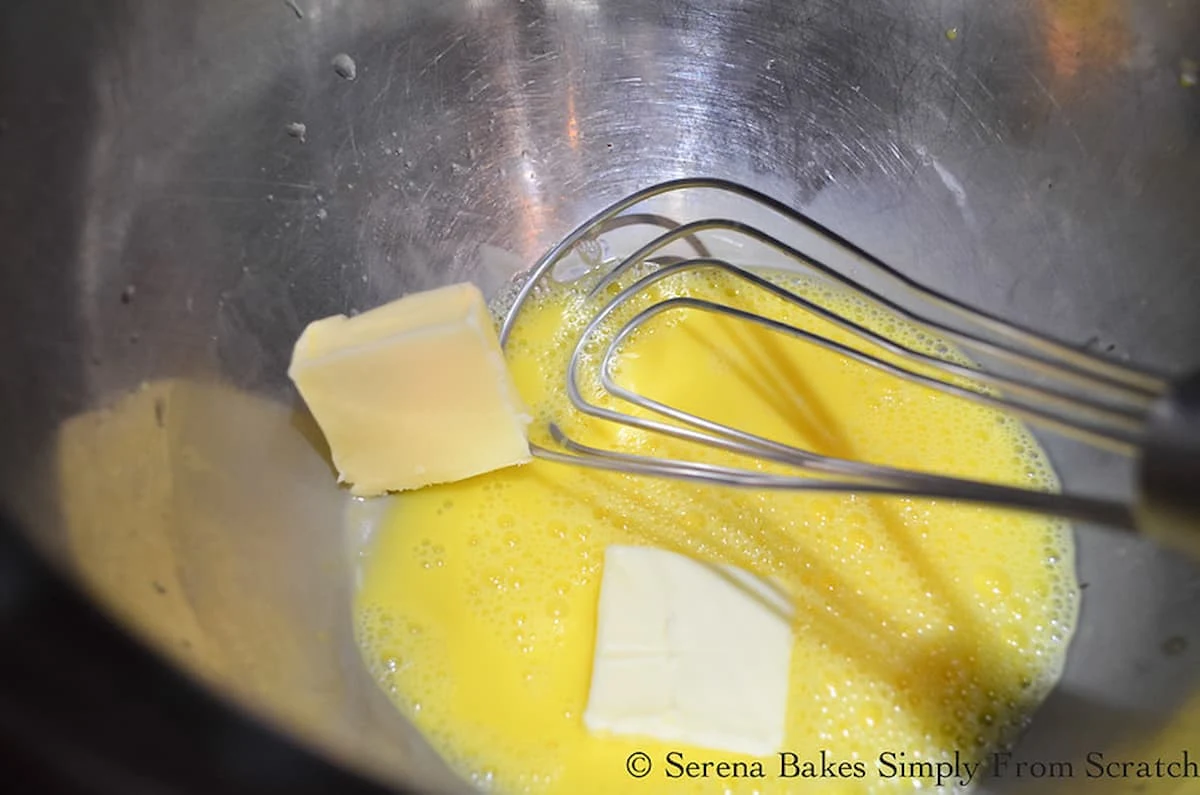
[355,266,1078,794]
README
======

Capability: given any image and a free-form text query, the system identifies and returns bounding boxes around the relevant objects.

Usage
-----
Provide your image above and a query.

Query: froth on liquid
[355,265,1079,794]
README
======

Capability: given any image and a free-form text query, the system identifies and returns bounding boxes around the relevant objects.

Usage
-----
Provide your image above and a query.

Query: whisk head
[499,178,1171,531]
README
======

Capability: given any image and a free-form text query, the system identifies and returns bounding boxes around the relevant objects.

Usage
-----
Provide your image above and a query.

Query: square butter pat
[288,282,531,496]
[584,545,795,756]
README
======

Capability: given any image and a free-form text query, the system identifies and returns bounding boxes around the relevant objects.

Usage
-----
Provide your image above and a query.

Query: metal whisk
[498,178,1200,555]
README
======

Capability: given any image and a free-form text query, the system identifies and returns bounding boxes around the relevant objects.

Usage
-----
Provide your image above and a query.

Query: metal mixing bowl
[1,1,1198,793]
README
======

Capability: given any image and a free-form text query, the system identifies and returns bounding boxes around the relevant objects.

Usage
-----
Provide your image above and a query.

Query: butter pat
[583,545,794,756]
[288,283,531,496]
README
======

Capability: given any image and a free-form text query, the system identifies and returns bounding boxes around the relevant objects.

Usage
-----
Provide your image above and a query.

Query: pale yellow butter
[288,283,532,496]
[584,545,795,756]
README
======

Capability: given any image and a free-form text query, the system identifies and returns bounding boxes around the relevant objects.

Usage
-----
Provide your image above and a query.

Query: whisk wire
[586,259,1149,450]
[590,220,1163,407]
[543,424,1134,529]
[500,177,1165,531]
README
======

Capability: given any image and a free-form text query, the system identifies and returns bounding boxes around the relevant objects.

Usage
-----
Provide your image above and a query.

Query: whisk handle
[1137,370,1200,560]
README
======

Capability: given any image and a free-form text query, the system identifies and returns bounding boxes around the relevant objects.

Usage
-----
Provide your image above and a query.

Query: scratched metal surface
[0,0,1198,792]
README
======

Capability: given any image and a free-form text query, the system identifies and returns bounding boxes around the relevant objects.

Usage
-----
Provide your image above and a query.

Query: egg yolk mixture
[355,265,1078,794]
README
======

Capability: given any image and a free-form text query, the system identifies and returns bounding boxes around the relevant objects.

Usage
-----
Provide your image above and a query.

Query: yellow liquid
[355,267,1078,794]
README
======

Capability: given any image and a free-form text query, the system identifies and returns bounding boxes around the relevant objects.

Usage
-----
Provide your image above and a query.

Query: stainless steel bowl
[1,1,1198,792]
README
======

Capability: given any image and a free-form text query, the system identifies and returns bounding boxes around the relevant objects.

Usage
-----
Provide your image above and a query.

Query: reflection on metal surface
[55,378,461,792]
[0,0,1198,792]
[1038,0,1131,85]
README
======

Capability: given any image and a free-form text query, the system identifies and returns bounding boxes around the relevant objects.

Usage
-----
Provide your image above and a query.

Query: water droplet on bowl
[332,53,358,81]
[285,121,307,142]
